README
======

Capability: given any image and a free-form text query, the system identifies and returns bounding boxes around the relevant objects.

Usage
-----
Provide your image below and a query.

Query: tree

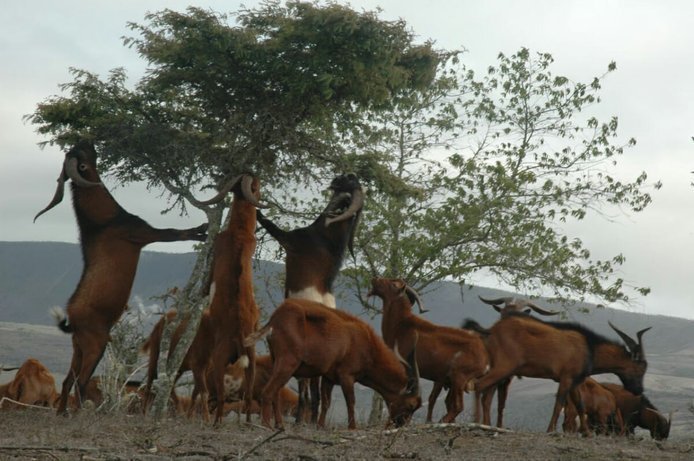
[26,2,442,417]
[345,49,659,314]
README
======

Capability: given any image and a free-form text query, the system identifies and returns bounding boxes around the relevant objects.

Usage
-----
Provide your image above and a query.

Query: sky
[1,1,693,319]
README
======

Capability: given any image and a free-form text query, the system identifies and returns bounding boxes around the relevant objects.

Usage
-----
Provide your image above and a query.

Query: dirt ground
[1,409,693,461]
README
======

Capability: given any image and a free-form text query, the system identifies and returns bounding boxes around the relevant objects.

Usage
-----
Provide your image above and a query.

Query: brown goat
[142,309,214,419]
[34,141,207,415]
[368,278,488,424]
[142,310,250,419]
[209,355,303,419]
[142,174,262,423]
[472,295,560,428]
[244,298,421,429]
[600,382,671,440]
[562,377,624,435]
[256,173,364,423]
[204,174,263,424]
[470,313,650,433]
[0,358,58,409]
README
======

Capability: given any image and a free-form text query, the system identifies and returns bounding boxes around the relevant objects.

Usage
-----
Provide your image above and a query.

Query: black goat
[256,173,363,422]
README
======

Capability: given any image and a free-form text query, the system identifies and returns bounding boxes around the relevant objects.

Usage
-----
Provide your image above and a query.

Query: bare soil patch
[1,409,693,460]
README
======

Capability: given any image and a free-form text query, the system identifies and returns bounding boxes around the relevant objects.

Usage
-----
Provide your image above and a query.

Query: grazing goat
[0,358,58,409]
[368,278,488,423]
[600,382,671,440]
[469,312,650,433]
[142,174,263,423]
[34,140,207,415]
[244,298,421,429]
[474,295,560,428]
[562,377,624,435]
[256,173,364,422]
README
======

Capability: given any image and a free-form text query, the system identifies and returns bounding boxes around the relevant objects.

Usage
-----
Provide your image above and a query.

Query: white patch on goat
[209,282,216,301]
[288,287,336,308]
[49,306,68,326]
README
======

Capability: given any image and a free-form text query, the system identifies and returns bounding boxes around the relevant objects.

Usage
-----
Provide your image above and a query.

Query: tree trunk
[150,206,223,419]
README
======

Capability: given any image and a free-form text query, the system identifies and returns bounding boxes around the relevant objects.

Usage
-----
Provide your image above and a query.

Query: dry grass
[1,409,693,460]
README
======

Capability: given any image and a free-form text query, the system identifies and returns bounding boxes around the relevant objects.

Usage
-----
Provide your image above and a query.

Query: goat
[600,382,671,440]
[473,295,560,428]
[256,173,363,307]
[210,355,303,419]
[468,312,650,433]
[256,173,364,422]
[0,358,58,409]
[368,278,488,423]
[562,377,624,435]
[244,298,421,430]
[34,140,208,415]
[142,310,250,419]
[142,174,263,423]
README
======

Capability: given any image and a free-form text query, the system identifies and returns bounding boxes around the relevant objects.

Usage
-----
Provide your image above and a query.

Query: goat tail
[243,324,272,348]
[237,355,250,369]
[461,318,489,336]
[50,307,73,333]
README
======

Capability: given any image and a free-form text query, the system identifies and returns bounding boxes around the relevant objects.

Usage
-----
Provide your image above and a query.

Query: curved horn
[197,175,243,206]
[239,175,269,209]
[636,327,651,346]
[325,187,364,227]
[608,321,638,352]
[523,300,560,316]
[34,171,67,222]
[64,157,102,188]
[323,191,351,213]
[405,285,428,314]
[478,295,512,306]
[395,339,420,396]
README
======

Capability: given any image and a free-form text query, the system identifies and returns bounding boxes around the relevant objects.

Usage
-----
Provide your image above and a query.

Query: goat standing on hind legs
[256,173,363,424]
[202,174,265,424]
[34,140,208,415]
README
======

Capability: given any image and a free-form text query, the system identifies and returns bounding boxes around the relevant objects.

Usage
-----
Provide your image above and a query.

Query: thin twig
[272,434,336,446]
[239,429,284,459]
[0,397,54,410]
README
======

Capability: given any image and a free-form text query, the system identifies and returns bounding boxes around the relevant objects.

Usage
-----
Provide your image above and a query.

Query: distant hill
[1,241,693,436]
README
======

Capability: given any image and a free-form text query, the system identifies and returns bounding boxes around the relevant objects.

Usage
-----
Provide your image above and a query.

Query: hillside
[1,241,693,437]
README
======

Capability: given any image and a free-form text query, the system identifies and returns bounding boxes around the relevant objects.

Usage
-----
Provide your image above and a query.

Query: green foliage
[26,3,657,313]
[346,48,658,308]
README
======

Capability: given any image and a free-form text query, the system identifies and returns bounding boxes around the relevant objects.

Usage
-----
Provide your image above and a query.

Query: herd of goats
[0,140,672,440]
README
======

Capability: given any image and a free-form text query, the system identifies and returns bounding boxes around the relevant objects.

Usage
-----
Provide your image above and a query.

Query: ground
[1,409,693,460]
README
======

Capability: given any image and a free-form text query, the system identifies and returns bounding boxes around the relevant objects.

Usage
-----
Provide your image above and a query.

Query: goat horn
[478,295,512,306]
[64,157,102,188]
[197,175,243,206]
[325,187,364,227]
[239,175,269,209]
[636,327,651,346]
[523,300,560,316]
[608,321,638,352]
[34,170,67,222]
[405,285,428,314]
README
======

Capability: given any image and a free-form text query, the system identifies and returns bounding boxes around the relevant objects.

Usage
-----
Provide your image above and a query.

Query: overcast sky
[1,1,693,319]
